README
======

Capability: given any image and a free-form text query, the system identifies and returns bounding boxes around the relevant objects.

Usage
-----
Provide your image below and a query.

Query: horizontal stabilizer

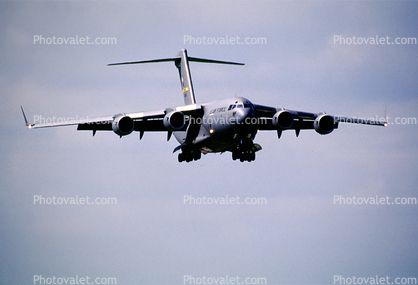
[108,57,179,66]
[108,56,244,66]
[187,57,244,65]
[108,49,244,105]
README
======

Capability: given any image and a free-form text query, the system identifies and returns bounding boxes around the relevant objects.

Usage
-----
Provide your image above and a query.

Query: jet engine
[272,110,293,129]
[163,111,185,131]
[314,114,335,135]
[112,114,134,136]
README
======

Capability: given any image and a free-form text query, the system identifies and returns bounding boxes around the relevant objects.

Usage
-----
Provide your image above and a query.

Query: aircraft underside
[176,140,260,163]
[174,126,261,163]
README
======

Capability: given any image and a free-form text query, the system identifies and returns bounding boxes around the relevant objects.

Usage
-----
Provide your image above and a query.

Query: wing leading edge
[21,104,202,138]
[253,104,386,137]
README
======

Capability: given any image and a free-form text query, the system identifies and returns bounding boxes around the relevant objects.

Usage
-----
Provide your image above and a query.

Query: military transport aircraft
[22,49,387,162]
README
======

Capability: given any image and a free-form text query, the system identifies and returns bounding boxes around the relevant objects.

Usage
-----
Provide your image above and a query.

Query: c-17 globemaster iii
[22,49,387,162]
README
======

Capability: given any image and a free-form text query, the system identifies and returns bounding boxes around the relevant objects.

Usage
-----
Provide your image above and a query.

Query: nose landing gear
[231,139,257,162]
[178,144,201,163]
[232,150,256,162]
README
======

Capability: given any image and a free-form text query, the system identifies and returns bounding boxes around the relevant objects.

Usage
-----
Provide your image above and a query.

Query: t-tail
[175,49,195,105]
[108,49,244,105]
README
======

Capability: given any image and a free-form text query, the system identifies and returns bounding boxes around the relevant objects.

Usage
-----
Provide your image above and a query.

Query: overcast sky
[1,1,417,284]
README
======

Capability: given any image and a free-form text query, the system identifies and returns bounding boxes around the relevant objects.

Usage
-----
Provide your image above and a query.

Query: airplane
[21,49,387,163]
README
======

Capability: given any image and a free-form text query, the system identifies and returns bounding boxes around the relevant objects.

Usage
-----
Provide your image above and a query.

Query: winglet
[20,106,34,129]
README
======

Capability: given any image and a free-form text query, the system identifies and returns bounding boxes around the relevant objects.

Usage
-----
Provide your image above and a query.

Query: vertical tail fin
[108,49,244,105]
[175,49,196,105]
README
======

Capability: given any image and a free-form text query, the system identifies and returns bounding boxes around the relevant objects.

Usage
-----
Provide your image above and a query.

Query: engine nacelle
[163,111,185,131]
[314,114,335,135]
[112,115,134,136]
[272,110,293,129]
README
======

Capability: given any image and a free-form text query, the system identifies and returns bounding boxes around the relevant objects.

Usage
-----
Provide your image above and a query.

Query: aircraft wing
[21,104,202,137]
[253,104,386,136]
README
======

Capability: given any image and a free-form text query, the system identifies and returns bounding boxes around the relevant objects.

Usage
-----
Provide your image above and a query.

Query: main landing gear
[178,148,201,163]
[231,140,256,162]
[232,150,256,162]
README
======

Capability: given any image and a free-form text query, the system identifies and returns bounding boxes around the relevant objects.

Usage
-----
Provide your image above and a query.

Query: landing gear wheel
[193,151,201,161]
[233,150,256,162]
[178,150,201,163]
[178,153,185,162]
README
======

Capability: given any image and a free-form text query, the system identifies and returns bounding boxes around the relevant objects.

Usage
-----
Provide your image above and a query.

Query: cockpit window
[228,101,253,110]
